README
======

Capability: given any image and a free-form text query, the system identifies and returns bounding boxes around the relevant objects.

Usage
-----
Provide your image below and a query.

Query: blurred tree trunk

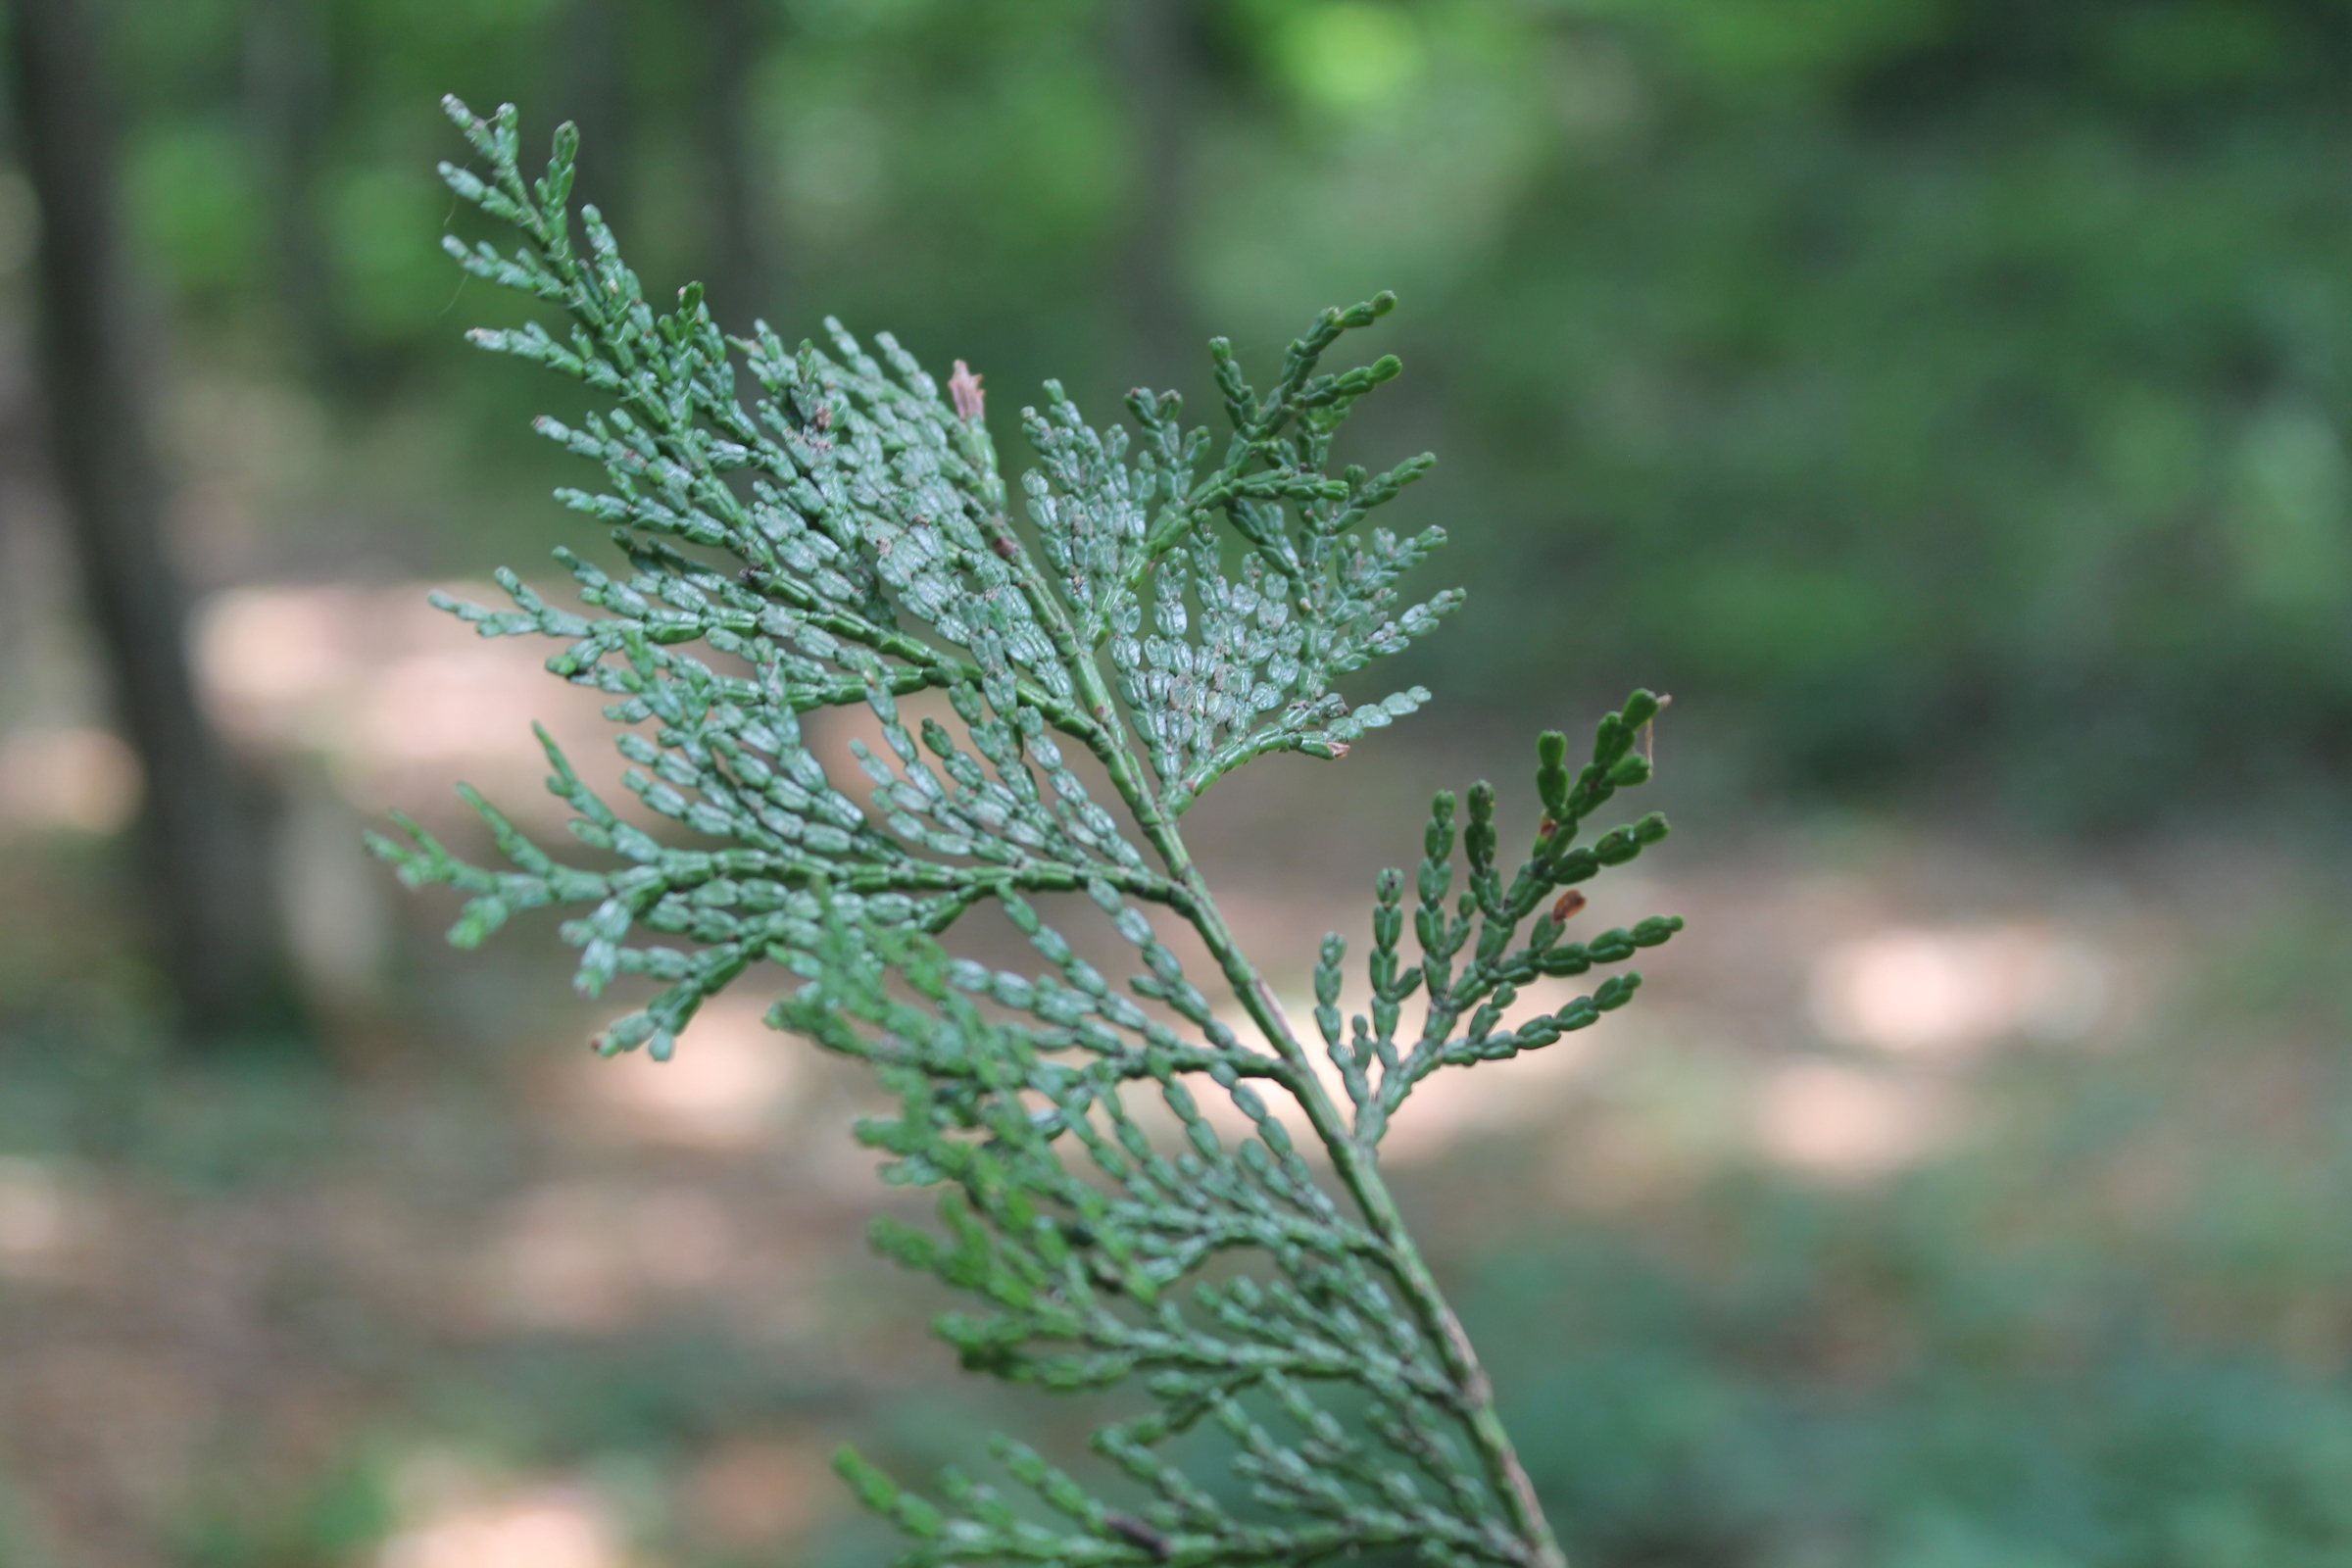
[694,0,779,327]
[546,0,633,231]
[243,0,344,387]
[9,0,296,1039]
[545,0,780,321]
[1109,0,1200,393]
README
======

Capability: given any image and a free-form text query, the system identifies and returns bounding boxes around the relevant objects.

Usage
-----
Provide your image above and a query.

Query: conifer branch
[379,98,1688,1568]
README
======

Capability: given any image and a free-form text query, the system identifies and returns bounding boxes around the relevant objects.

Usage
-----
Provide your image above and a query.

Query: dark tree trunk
[544,0,777,325]
[1109,0,1200,394]
[544,0,634,231]
[243,0,343,387]
[694,0,778,328]
[9,0,295,1039]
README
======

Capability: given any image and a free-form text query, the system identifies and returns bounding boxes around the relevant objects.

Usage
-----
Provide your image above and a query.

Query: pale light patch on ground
[1745,920,2113,1177]
[577,995,803,1149]
[195,582,629,814]
[1810,923,2109,1055]
[198,581,641,1011]
[196,585,369,722]
[0,727,140,835]
[0,1156,83,1282]
[377,1464,629,1568]
[1753,1060,1956,1178]
[355,651,578,772]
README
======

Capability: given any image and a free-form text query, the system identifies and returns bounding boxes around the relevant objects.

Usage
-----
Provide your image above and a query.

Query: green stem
[1173,871,1569,1568]
[1004,545,1567,1568]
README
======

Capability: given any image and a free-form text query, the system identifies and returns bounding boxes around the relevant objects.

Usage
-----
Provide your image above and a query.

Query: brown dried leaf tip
[1551,888,1588,925]
[950,360,986,421]
[1641,694,1672,763]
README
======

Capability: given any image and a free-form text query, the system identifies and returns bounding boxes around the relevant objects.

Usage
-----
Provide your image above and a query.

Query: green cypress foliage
[375,97,1683,1568]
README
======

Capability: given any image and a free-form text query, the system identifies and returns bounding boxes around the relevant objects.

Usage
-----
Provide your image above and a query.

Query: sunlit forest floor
[3,585,2351,1568]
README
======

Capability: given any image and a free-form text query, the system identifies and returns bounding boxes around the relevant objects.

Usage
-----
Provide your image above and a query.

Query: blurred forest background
[2,0,2351,1565]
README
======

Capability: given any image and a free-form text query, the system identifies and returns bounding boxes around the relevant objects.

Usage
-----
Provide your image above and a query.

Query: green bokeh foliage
[82,0,2352,821]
